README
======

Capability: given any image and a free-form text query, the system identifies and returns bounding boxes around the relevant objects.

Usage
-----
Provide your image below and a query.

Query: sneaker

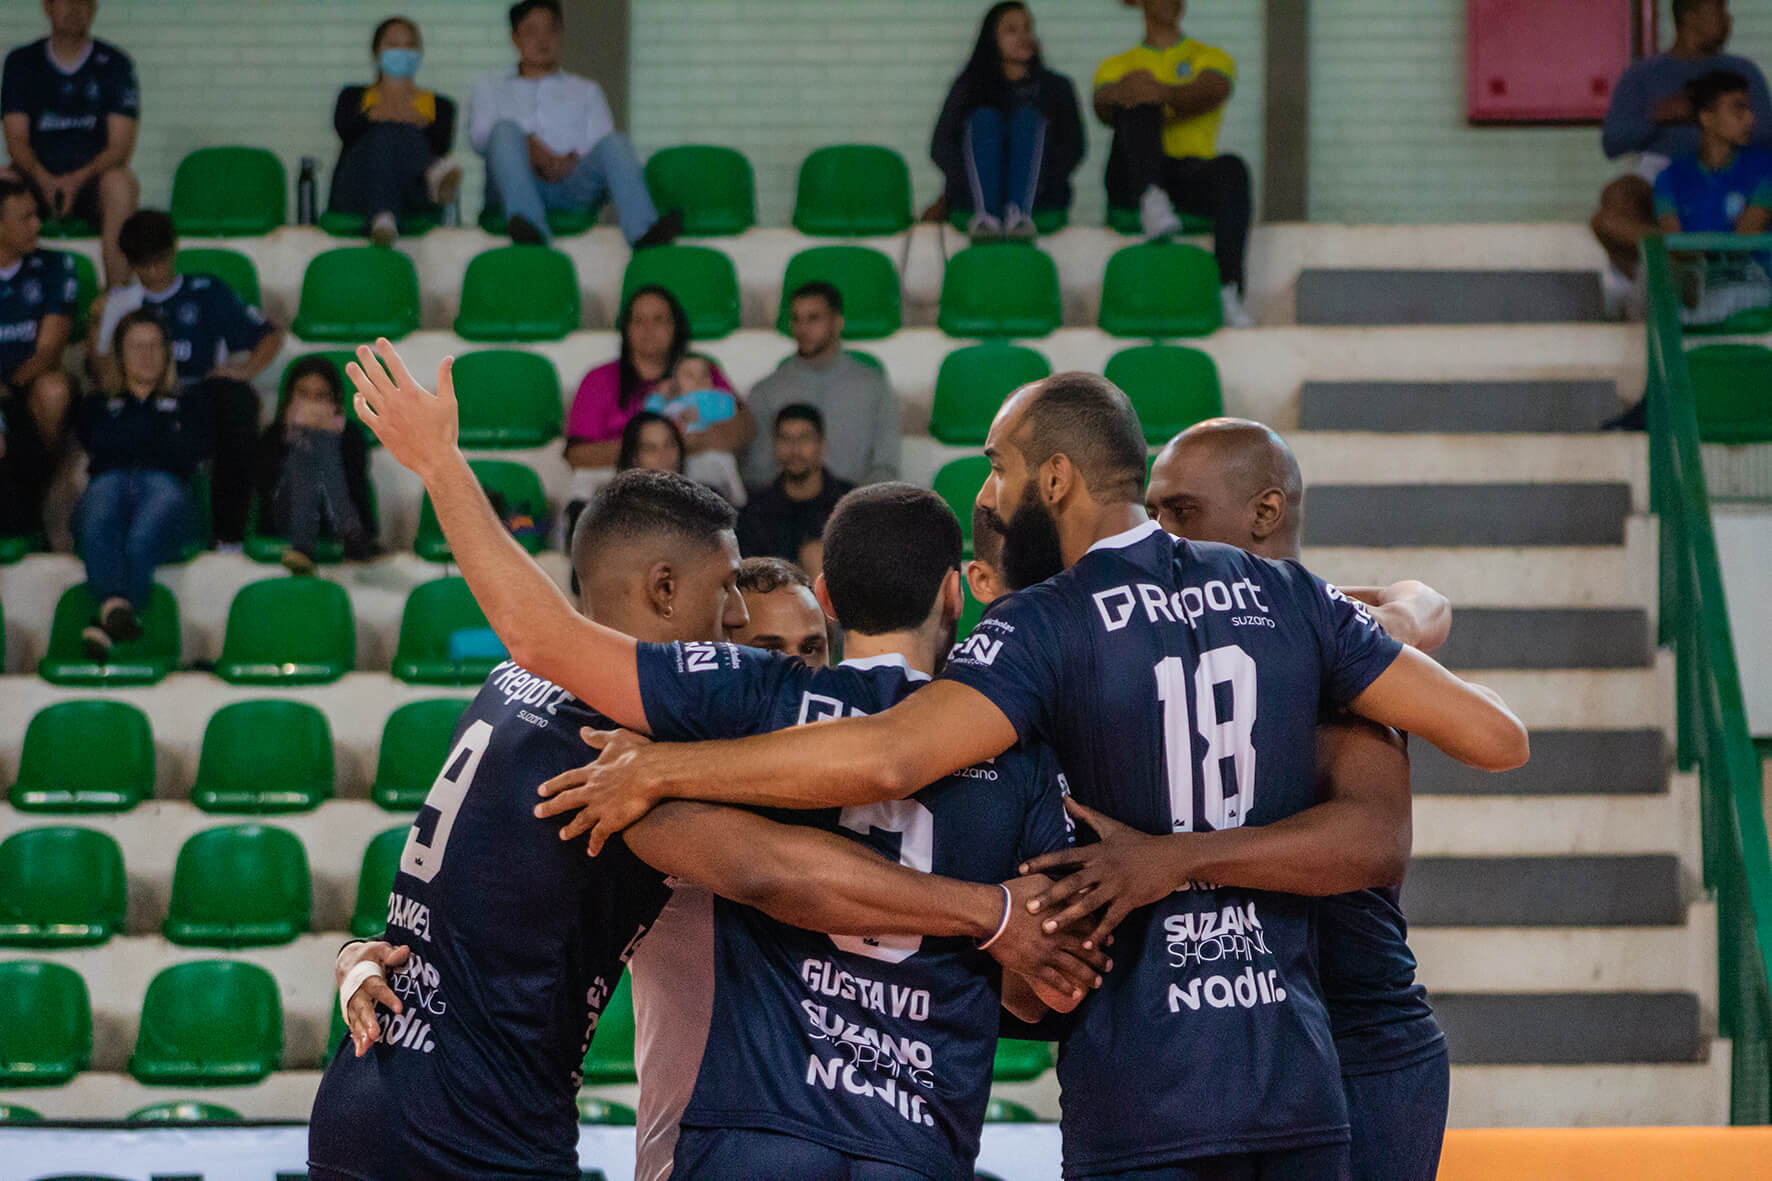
[425,158,463,207]
[80,624,113,663]
[281,547,317,576]
[1140,184,1181,240]
[369,212,398,249]
[1003,207,1039,242]
[99,596,141,643]
[1600,263,1637,320]
[968,211,1005,241]
[1219,284,1254,328]
[507,215,545,246]
[634,207,685,251]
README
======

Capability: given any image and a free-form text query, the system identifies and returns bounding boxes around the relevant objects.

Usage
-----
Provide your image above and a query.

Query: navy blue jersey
[0,249,76,382]
[1,39,140,176]
[633,646,1072,1179]
[1319,884,1442,1075]
[99,275,273,387]
[308,662,673,1180]
[942,521,1402,1176]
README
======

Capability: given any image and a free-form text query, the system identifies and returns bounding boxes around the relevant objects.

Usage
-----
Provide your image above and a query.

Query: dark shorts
[674,1126,940,1181]
[1342,1046,1450,1181]
[18,167,106,226]
[1076,1143,1351,1181]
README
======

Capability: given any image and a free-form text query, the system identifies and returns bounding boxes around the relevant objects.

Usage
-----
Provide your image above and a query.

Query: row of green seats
[0,1099,246,1123]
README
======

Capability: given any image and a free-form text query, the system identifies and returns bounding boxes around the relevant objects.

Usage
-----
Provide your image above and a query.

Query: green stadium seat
[0,530,45,563]
[352,826,411,938]
[191,699,334,814]
[992,1037,1054,1081]
[176,248,261,308]
[393,577,506,685]
[164,824,311,947]
[371,699,470,810]
[1683,343,1772,443]
[793,145,913,236]
[316,207,442,239]
[621,245,740,340]
[215,576,355,685]
[170,147,287,235]
[1103,345,1225,443]
[38,583,181,686]
[127,1101,243,1123]
[984,1097,1041,1123]
[938,244,1062,338]
[38,214,95,239]
[846,349,885,373]
[291,247,421,342]
[933,456,991,554]
[0,961,90,1085]
[948,207,1069,236]
[129,960,282,1086]
[0,1103,42,1121]
[478,203,596,238]
[1099,242,1221,338]
[68,250,98,342]
[577,1095,639,1126]
[1107,205,1213,237]
[454,246,581,341]
[9,700,155,813]
[929,343,1051,445]
[582,973,637,1083]
[415,459,548,562]
[645,145,755,236]
[452,350,565,448]
[777,246,901,340]
[0,826,127,946]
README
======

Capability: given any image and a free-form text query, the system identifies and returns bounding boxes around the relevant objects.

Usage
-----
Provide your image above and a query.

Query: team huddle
[307,341,1528,1181]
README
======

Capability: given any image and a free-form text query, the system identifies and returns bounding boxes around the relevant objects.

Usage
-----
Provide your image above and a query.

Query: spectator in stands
[1094,0,1252,327]
[255,356,377,574]
[743,282,898,490]
[93,210,284,547]
[1656,71,1772,236]
[736,403,855,578]
[0,0,139,287]
[649,352,746,504]
[616,410,686,476]
[1593,0,1772,317]
[73,309,208,659]
[931,2,1085,241]
[330,16,461,248]
[0,176,76,542]
[730,555,831,668]
[469,0,681,248]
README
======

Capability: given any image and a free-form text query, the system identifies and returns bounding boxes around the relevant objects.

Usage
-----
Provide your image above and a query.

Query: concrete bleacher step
[1431,608,1650,671]
[1413,907,1715,994]
[1407,856,1684,927]
[1413,729,1666,796]
[1434,992,1704,1065]
[1298,381,1623,434]
[1303,483,1633,547]
[1295,269,1607,326]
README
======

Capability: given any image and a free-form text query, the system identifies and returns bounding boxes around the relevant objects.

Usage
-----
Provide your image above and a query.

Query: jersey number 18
[1155,645,1257,832]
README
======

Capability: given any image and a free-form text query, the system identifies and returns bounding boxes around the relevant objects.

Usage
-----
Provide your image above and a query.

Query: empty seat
[578,1095,639,1126]
[38,583,181,685]
[215,576,355,685]
[127,1101,243,1123]
[176,247,261,308]
[777,246,901,340]
[9,700,155,813]
[929,343,1051,445]
[451,349,565,448]
[129,960,282,1086]
[0,827,127,946]
[1099,242,1221,338]
[0,1104,41,1122]
[933,456,991,554]
[415,459,548,562]
[292,247,421,341]
[372,699,470,810]
[621,245,740,340]
[454,246,581,341]
[394,577,507,685]
[170,147,286,235]
[477,202,595,238]
[352,826,410,938]
[1683,343,1772,443]
[191,700,334,814]
[0,961,91,1085]
[1103,345,1225,443]
[992,1037,1054,1081]
[645,145,755,236]
[939,245,1062,338]
[165,824,311,947]
[793,145,913,236]
[583,972,637,1083]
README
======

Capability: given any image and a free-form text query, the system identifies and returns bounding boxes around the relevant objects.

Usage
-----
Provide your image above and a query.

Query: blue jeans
[964,104,1046,219]
[76,468,193,609]
[483,119,658,244]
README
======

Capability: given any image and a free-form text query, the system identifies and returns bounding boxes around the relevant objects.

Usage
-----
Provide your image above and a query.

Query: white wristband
[977,883,1014,951]
[339,959,386,1028]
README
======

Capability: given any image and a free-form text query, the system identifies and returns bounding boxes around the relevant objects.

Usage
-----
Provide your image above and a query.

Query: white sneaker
[426,157,463,207]
[1004,205,1038,241]
[370,212,398,248]
[1140,184,1181,239]
[1600,263,1642,321]
[967,211,1004,241]
[1219,284,1253,328]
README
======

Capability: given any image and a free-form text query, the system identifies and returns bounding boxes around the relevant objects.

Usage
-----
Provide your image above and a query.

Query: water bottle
[297,157,318,226]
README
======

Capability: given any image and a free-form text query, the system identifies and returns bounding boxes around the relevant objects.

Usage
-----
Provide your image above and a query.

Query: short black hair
[1688,68,1751,114]
[0,177,33,214]
[774,402,825,438]
[509,0,562,31]
[971,502,1005,569]
[283,355,345,413]
[737,556,812,596]
[1673,0,1720,27]
[791,280,843,316]
[1016,371,1148,504]
[118,209,177,267]
[372,15,419,54]
[570,469,736,583]
[822,483,961,635]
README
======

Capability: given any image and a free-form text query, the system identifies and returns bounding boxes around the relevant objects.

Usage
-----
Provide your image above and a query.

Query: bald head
[1147,417,1304,558]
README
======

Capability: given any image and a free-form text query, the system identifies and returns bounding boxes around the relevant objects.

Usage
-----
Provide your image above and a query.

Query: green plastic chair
[777,246,901,340]
[215,576,355,685]
[0,1103,42,1121]
[38,584,181,686]
[451,350,565,448]
[582,973,637,1083]
[933,456,991,554]
[317,207,441,239]
[129,960,282,1085]
[1683,343,1772,443]
[948,207,1070,236]
[37,213,95,238]
[291,247,420,342]
[621,245,740,340]
[846,349,885,373]
[939,245,1062,338]
[929,343,1051,445]
[0,827,127,946]
[176,248,261,309]
[351,825,411,938]
[1103,345,1225,444]
[793,145,913,236]
[372,699,471,810]
[170,147,287,235]
[984,1097,1041,1123]
[0,961,91,1085]
[578,1095,639,1126]
[67,251,98,342]
[992,1037,1054,1081]
[645,145,755,236]
[454,246,581,341]
[1107,205,1213,237]
[0,530,44,563]
[9,700,155,812]
[127,1101,243,1123]
[478,202,596,238]
[164,825,311,947]
[190,699,335,814]
[393,577,506,685]
[1099,242,1222,338]
[415,459,548,562]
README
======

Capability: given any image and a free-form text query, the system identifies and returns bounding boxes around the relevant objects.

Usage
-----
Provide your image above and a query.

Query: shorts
[18,167,106,226]
[1075,1143,1351,1181]
[1342,1046,1450,1181]
[673,1126,938,1181]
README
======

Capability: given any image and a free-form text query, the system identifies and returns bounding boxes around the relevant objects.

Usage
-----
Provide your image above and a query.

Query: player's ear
[964,559,998,608]
[644,559,676,619]
[1250,487,1286,541]
[812,573,839,622]
[1043,452,1076,506]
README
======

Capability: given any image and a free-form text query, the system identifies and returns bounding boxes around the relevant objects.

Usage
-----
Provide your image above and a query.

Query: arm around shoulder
[1349,646,1528,772]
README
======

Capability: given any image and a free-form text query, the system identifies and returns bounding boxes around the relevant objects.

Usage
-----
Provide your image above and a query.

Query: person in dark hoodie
[255,355,377,574]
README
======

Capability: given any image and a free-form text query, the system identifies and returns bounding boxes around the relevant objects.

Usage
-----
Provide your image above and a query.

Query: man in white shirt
[469,0,680,248]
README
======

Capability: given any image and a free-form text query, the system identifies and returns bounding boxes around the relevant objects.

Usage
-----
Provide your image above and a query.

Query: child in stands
[648,353,745,505]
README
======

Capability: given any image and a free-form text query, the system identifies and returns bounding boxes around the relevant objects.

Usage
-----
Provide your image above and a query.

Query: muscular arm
[1348,645,1527,771]
[1157,70,1232,119]
[6,313,71,387]
[1338,580,1450,653]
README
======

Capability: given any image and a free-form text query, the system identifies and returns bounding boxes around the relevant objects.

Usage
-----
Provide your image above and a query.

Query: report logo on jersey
[1094,578,1270,633]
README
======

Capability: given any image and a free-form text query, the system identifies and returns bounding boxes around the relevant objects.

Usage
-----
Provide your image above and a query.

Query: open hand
[534,726,667,854]
[1019,798,1183,949]
[337,941,410,1057]
[347,339,459,481]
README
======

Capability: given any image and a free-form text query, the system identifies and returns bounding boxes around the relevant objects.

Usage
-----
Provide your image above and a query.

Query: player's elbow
[1471,711,1530,772]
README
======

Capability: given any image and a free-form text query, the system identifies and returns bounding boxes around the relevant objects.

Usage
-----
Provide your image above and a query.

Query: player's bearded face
[997,478,1067,591]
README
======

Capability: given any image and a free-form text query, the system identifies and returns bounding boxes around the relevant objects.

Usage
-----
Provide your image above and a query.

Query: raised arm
[1348,644,1527,771]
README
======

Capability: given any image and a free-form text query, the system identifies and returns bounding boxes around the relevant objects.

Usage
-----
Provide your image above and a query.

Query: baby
[645,354,738,433]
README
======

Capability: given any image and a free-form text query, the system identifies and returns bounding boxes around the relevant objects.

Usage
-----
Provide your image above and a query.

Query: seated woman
[254,356,379,574]
[73,310,211,659]
[329,15,460,247]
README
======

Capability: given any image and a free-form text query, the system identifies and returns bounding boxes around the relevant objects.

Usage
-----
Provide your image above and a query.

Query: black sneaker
[633,208,684,251]
[100,597,142,643]
[81,624,114,663]
[508,215,545,246]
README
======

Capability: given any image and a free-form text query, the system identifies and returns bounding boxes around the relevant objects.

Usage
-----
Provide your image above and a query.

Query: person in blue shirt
[0,176,76,541]
[1654,69,1772,235]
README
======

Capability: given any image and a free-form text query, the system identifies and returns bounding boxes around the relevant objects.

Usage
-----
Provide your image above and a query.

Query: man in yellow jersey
[1095,0,1253,327]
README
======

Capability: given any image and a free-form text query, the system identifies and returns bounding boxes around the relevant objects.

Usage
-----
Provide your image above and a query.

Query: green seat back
[454,246,581,342]
[478,204,596,238]
[191,699,334,814]
[416,459,548,562]
[0,1103,42,1121]
[352,825,413,938]
[67,251,98,342]
[176,248,261,309]
[929,343,1051,445]
[577,1095,639,1125]
[645,145,755,236]
[846,349,885,373]
[215,577,355,685]
[451,350,565,447]
[129,960,282,1085]
[171,147,287,235]
[992,1037,1054,1081]
[793,145,913,236]
[1684,343,1772,443]
[777,246,901,340]
[38,583,181,686]
[939,244,1061,338]
[164,824,311,947]
[372,699,470,811]
[1107,205,1213,236]
[1099,242,1221,338]
[0,961,91,1084]
[1103,345,1225,443]
[0,532,45,563]
[292,247,420,342]
[582,972,637,1083]
[621,245,740,340]
[317,208,441,239]
[127,1101,243,1123]
[38,215,95,238]
[393,577,506,685]
[0,826,127,946]
[933,457,992,554]
[9,700,154,813]
[983,1097,1041,1123]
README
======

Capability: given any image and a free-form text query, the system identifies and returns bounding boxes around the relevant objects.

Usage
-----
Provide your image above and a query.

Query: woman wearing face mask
[329,15,461,247]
